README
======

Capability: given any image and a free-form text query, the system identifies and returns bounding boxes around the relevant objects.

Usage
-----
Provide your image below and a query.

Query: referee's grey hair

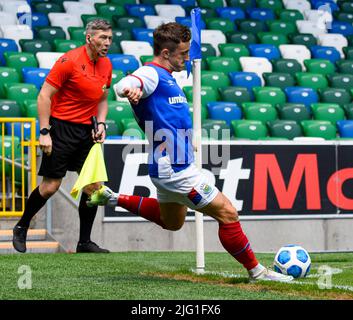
[86,19,112,35]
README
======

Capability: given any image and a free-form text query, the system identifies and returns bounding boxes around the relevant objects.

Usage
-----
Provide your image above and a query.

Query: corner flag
[186,8,202,77]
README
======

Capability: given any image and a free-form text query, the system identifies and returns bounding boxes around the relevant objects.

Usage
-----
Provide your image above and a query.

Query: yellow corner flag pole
[70,143,108,199]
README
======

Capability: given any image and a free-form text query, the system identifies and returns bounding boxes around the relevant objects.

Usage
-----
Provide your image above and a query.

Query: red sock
[118,195,166,229]
[218,221,258,270]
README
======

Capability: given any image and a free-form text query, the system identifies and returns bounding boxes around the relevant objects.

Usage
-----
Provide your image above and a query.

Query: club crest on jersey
[200,183,212,195]
[102,84,107,92]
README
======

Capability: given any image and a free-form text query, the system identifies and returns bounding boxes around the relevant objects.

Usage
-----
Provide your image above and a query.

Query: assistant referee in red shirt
[12,19,113,253]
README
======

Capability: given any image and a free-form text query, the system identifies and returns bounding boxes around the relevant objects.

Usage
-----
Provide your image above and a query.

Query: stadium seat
[296,20,327,37]
[239,57,272,83]
[22,99,38,118]
[336,12,353,23]
[48,13,83,37]
[155,4,185,19]
[111,29,133,45]
[104,119,121,136]
[247,8,275,21]
[0,100,21,117]
[0,25,33,47]
[218,43,249,60]
[207,101,242,126]
[263,72,295,89]
[201,30,226,55]
[54,39,83,52]
[205,18,235,34]
[343,103,353,120]
[295,72,328,90]
[253,87,286,105]
[228,0,256,10]
[276,103,311,121]
[0,39,18,66]
[330,21,353,37]
[108,54,140,74]
[19,39,52,54]
[216,7,245,22]
[303,59,335,75]
[279,45,311,69]
[132,28,153,45]
[94,3,126,18]
[272,59,302,73]
[36,52,64,69]
[227,32,257,45]
[113,16,145,31]
[228,71,262,96]
[206,57,240,73]
[284,87,319,108]
[18,12,50,29]
[125,4,155,18]
[317,33,348,58]
[267,20,297,36]
[283,0,311,14]
[0,12,17,26]
[237,19,266,34]
[301,120,337,139]
[0,135,21,174]
[169,0,195,8]
[257,32,288,46]
[33,2,64,14]
[242,102,278,122]
[183,86,219,107]
[343,46,353,59]
[310,46,341,64]
[258,0,283,10]
[175,16,206,29]
[22,67,49,90]
[267,120,303,139]
[4,83,38,111]
[201,43,216,58]
[120,41,153,61]
[288,33,317,48]
[311,103,345,124]
[172,70,193,89]
[110,69,125,88]
[63,1,96,17]
[248,44,281,60]
[202,120,231,140]
[336,59,353,74]
[279,9,304,22]
[34,26,66,46]
[340,1,353,13]
[318,87,352,106]
[143,15,173,29]
[198,0,224,9]
[336,120,353,138]
[3,52,38,80]
[327,73,353,90]
[120,118,145,139]
[231,120,268,140]
[107,101,134,130]
[219,86,252,105]
[201,71,230,89]
[0,67,20,98]
[303,8,333,24]
[81,15,112,27]
[188,104,208,121]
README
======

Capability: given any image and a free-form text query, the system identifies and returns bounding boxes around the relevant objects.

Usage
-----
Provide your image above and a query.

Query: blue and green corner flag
[70,143,108,199]
[185,7,203,78]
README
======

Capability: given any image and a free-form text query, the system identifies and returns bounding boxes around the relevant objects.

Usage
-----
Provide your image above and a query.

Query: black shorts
[38,117,94,179]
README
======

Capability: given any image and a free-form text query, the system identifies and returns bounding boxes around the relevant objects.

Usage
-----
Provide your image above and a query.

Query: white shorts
[151,163,219,210]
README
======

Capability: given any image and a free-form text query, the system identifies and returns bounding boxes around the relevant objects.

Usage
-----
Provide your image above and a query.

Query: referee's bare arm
[93,90,109,143]
[37,81,59,156]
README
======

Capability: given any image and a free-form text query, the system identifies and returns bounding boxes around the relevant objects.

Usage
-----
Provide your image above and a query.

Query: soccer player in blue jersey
[88,22,292,282]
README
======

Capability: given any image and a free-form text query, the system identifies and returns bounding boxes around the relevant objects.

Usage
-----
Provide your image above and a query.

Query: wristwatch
[40,128,50,135]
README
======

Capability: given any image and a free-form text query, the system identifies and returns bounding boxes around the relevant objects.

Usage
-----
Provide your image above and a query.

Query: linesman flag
[185,7,202,78]
[70,143,108,199]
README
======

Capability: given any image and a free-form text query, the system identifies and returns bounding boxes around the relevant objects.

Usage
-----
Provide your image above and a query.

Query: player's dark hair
[153,22,191,56]
[86,19,112,34]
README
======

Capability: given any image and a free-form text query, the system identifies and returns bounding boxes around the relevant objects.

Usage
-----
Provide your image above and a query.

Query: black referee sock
[78,192,98,243]
[17,187,48,229]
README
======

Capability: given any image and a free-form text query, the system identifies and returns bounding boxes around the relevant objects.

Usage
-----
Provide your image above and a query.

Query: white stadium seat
[36,52,65,69]
[155,4,185,19]
[172,70,193,89]
[0,25,32,47]
[144,15,174,29]
[48,13,83,37]
[239,57,272,84]
[317,33,348,58]
[120,40,153,62]
[279,44,311,69]
[79,0,106,4]
[63,1,97,17]
[284,0,311,14]
[296,20,327,38]
[0,12,18,26]
[0,0,31,14]
[304,9,333,25]
[201,30,226,56]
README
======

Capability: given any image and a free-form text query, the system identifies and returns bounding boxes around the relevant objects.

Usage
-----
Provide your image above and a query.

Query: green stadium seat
[337,12,353,23]
[141,0,167,4]
[107,101,134,130]
[257,0,283,10]
[278,9,304,22]
[303,59,335,75]
[276,103,311,121]
[219,87,252,105]
[68,27,86,42]
[201,71,230,89]
[113,16,145,30]
[206,18,235,34]
[4,83,39,111]
[227,32,257,45]
[263,72,295,89]
[237,20,266,34]
[198,0,224,9]
[311,103,345,124]
[140,55,153,65]
[105,119,121,136]
[231,120,268,140]
[81,14,112,27]
[295,72,328,90]
[318,88,352,106]
[288,34,317,47]
[54,39,84,53]
[23,99,38,118]
[267,20,297,36]
[3,53,38,81]
[327,73,353,90]
[227,0,254,10]
[94,3,126,18]
[336,59,353,74]
[218,43,249,60]
[202,119,231,140]
[342,103,353,119]
[120,118,145,139]
[267,120,303,139]
[199,7,217,19]
[257,32,288,46]
[343,46,353,59]
[0,100,21,117]
[301,120,337,140]
[340,1,353,13]
[272,59,302,73]
[111,29,133,45]
[19,40,53,54]
[108,42,122,54]
[0,136,21,175]
[189,104,208,121]
[33,2,63,14]
[110,0,137,4]
[107,88,116,101]
[201,43,217,58]
[206,57,240,73]
[111,70,125,87]
[184,86,219,107]
[253,87,286,105]
[34,26,66,46]
[0,67,20,98]
[242,102,278,122]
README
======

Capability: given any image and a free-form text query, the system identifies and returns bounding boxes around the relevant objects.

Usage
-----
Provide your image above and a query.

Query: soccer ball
[274,245,311,278]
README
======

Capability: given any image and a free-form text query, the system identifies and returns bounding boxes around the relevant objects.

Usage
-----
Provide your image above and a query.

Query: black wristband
[97,122,106,130]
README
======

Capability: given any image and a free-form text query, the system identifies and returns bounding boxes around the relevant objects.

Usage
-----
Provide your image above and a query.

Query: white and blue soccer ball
[274,245,311,278]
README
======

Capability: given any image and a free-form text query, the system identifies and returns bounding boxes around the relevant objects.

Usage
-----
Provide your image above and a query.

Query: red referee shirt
[46,45,112,125]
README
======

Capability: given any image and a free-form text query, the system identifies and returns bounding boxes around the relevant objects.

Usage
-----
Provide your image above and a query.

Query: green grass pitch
[0,252,353,300]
